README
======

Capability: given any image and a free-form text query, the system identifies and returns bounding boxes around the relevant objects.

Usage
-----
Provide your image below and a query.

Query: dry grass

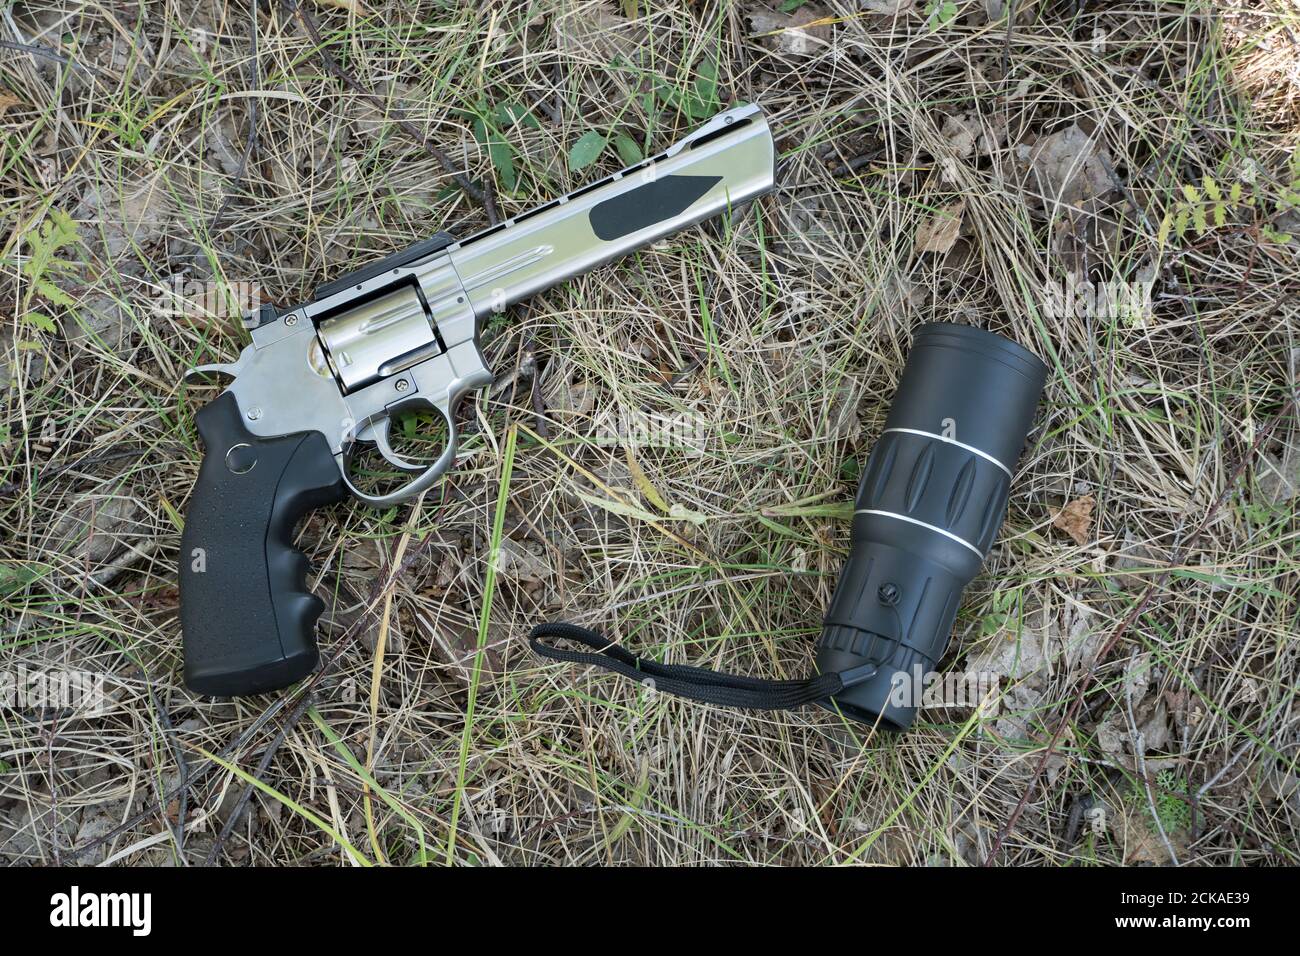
[0,0,1297,866]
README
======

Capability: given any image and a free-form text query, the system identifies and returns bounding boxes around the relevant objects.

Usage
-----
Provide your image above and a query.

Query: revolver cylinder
[317,285,440,394]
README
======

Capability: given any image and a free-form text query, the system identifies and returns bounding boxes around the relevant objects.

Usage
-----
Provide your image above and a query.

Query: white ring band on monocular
[853,509,984,558]
[880,428,1012,478]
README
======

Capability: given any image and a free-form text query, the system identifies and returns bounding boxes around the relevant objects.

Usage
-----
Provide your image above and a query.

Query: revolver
[179,104,776,696]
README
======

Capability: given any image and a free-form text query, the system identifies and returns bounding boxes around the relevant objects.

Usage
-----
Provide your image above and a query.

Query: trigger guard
[340,402,459,508]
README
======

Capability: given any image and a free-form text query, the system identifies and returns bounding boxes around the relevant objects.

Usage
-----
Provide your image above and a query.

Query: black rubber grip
[179,392,346,696]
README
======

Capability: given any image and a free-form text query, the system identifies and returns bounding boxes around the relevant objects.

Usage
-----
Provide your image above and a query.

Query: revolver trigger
[371,417,427,475]
[353,420,380,445]
[184,348,250,385]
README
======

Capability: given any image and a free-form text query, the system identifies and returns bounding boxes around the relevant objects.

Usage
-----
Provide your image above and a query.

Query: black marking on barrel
[588,175,722,240]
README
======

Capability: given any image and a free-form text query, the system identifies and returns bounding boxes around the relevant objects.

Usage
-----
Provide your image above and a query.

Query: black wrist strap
[529,622,878,711]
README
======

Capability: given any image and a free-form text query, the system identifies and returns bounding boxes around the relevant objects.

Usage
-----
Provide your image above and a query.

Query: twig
[982,397,1297,865]
[65,494,455,864]
[147,684,190,857]
[200,2,263,254]
[0,37,115,80]
[281,0,499,224]
[0,445,155,497]
[204,690,316,866]
[1125,651,1179,864]
[999,0,1018,80]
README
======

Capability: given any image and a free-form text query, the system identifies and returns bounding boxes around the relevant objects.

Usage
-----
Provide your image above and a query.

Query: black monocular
[531,322,1048,731]
[816,323,1047,729]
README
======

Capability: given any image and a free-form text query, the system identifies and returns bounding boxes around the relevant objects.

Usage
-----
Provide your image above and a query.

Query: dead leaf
[310,0,366,12]
[915,200,965,254]
[1027,124,1117,206]
[747,4,834,57]
[0,89,21,114]
[941,114,976,160]
[556,2,646,63]
[1113,529,1165,588]
[863,0,916,12]
[493,538,551,584]
[1053,494,1094,545]
[1257,433,1300,504]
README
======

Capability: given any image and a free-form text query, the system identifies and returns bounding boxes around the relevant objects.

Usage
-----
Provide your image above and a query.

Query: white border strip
[881,428,1012,478]
[854,509,983,558]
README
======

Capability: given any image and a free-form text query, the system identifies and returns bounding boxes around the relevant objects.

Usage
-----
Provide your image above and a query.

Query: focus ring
[854,430,1010,561]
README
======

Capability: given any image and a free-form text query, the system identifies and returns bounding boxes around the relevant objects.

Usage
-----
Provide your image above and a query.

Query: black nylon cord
[529,622,878,711]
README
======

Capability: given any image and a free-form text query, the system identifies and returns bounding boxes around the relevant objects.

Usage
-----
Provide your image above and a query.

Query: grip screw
[284,314,298,326]
[394,379,409,392]
[878,583,901,606]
